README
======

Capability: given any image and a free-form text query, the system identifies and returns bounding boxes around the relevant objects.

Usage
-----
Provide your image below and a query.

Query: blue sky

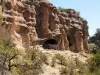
[49,0,100,36]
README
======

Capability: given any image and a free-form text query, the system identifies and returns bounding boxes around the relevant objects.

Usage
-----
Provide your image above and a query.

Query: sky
[49,0,100,36]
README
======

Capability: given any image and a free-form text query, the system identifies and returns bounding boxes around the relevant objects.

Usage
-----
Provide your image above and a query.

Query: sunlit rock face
[0,0,89,53]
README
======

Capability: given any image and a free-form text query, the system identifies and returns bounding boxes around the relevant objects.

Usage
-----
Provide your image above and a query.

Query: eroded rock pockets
[0,0,89,53]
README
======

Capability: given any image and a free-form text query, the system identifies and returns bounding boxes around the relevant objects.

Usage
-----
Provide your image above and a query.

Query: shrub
[58,7,70,13]
[55,53,67,66]
[16,48,48,75]
[59,66,68,75]
[0,40,49,75]
[29,48,48,65]
[87,54,100,75]
[0,40,20,75]
[59,66,75,75]
[51,56,56,67]
[51,53,67,68]
[90,47,100,54]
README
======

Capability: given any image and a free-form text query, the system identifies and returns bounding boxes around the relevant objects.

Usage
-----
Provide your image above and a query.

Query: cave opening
[43,39,58,50]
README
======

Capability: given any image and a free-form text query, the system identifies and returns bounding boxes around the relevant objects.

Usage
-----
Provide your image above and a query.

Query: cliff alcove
[43,39,58,49]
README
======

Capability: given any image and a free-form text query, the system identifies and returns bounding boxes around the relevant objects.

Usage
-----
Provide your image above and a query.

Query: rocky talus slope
[0,45,90,75]
[36,46,89,75]
[0,0,89,53]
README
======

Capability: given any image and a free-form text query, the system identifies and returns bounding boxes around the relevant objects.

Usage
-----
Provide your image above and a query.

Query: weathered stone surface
[0,0,89,53]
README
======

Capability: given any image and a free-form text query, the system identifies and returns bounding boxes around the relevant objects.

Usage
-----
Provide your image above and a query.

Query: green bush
[87,54,100,75]
[88,54,100,70]
[91,47,100,54]
[58,7,70,13]
[0,40,48,75]
[0,40,20,74]
[16,48,48,75]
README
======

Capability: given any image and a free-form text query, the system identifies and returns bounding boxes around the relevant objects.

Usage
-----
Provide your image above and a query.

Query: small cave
[43,39,58,50]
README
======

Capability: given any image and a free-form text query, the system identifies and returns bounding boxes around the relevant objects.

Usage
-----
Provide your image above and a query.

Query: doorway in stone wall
[43,39,58,50]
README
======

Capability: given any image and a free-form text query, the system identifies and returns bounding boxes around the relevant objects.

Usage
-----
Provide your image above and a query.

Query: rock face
[0,0,89,53]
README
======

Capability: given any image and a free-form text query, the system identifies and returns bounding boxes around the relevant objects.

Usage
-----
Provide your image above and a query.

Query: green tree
[0,40,19,75]
[87,54,100,75]
[89,28,100,54]
[87,28,100,75]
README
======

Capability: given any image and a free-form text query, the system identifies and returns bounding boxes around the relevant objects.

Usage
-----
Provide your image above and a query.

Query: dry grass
[51,53,67,67]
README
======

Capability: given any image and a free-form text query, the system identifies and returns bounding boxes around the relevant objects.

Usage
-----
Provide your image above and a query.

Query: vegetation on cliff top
[58,7,80,15]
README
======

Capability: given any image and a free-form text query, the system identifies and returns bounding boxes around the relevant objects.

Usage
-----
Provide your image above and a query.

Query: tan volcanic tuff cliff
[0,0,89,53]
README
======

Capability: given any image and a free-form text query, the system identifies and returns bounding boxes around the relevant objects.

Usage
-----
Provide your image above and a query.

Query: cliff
[0,0,89,53]
[0,0,90,75]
